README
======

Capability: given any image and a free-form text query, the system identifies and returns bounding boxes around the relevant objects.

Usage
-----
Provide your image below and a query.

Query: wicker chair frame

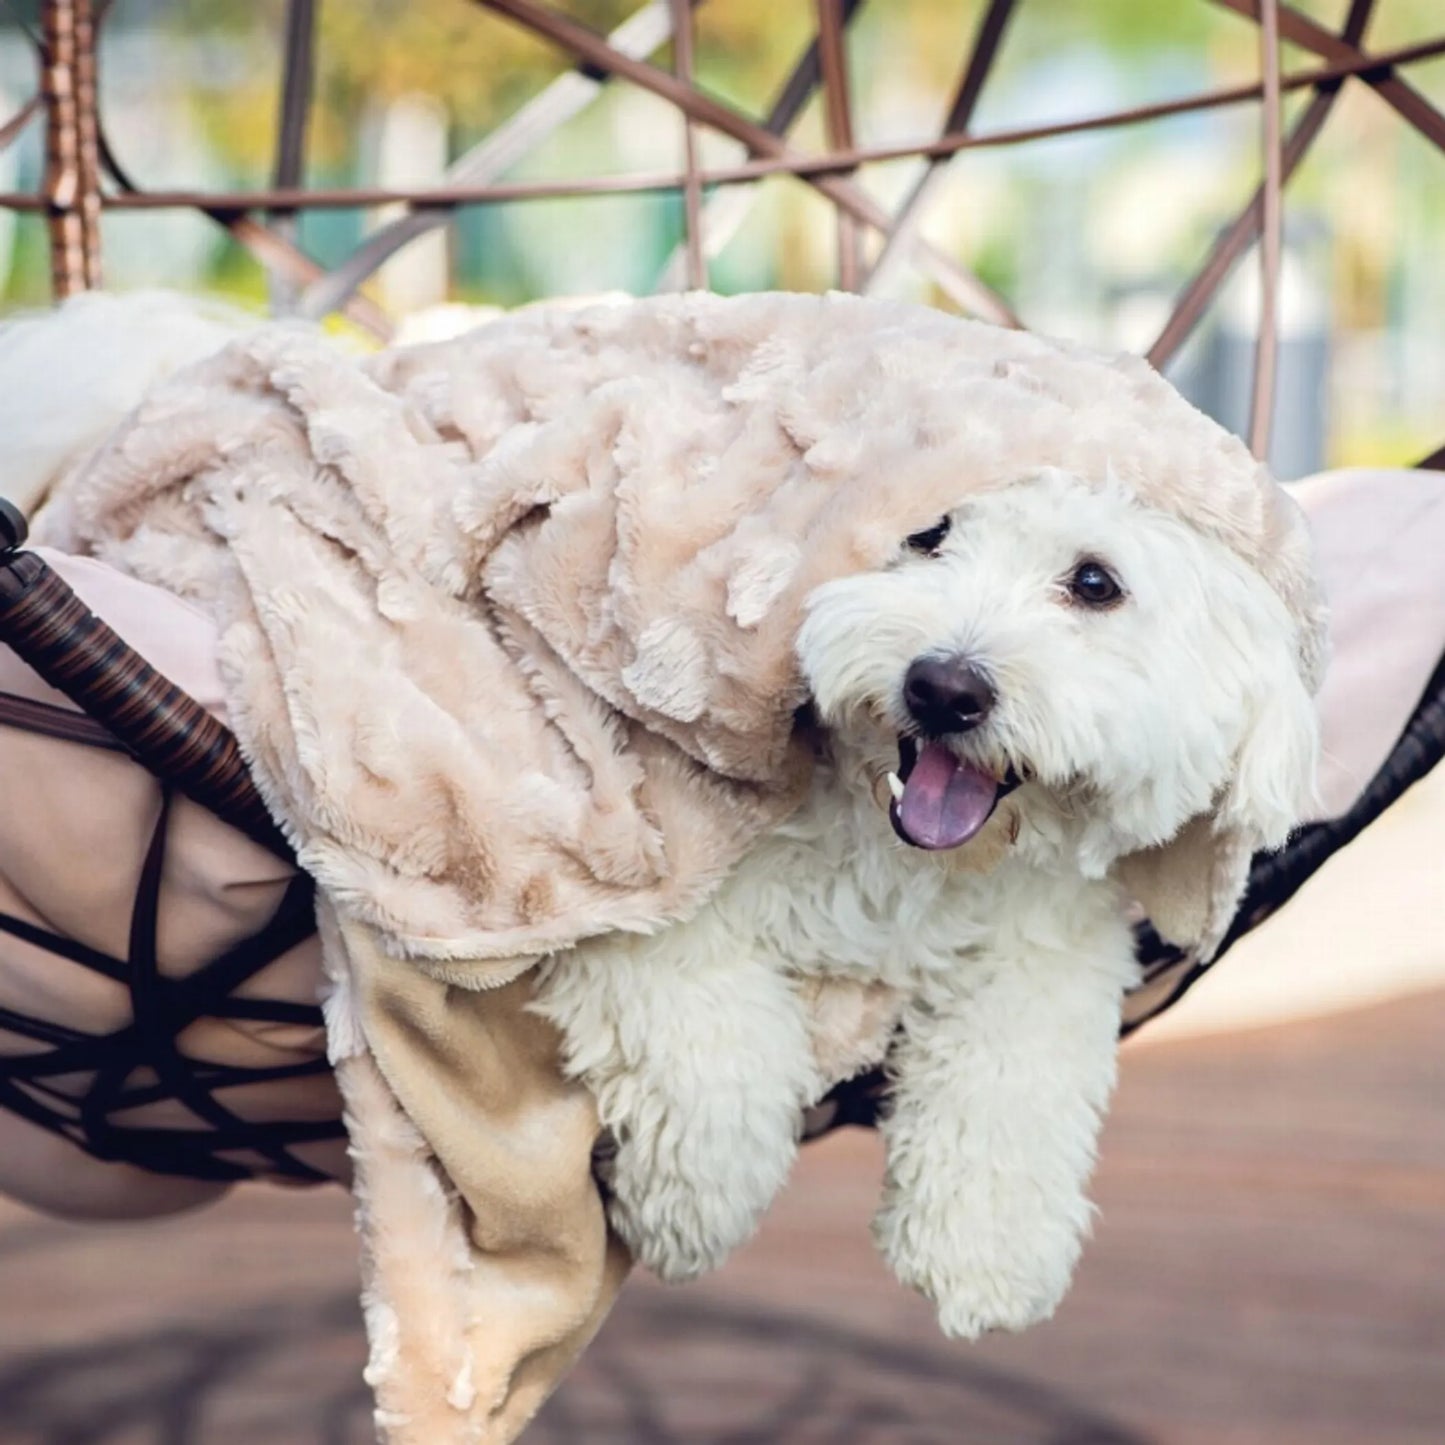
[0,0,1442,1181]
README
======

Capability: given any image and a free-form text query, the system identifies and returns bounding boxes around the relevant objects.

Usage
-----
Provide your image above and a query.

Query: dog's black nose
[903,656,995,735]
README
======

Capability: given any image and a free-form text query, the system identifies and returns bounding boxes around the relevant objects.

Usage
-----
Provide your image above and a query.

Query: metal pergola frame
[5,0,1444,466]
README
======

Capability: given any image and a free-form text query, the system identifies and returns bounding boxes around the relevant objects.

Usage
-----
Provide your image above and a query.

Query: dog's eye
[905,516,951,555]
[1068,559,1124,607]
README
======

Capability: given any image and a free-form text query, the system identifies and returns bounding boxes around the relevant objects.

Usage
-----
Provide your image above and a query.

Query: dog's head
[797,467,1321,955]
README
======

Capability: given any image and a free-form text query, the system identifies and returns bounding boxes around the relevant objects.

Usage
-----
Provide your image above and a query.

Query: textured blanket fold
[45,324,801,980]
[37,292,1322,1441]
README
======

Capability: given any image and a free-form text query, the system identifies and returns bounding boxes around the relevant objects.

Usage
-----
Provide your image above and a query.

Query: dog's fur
[537,465,1318,1336]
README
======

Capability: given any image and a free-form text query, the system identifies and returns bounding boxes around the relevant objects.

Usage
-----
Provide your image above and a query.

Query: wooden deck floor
[2,990,1442,1445]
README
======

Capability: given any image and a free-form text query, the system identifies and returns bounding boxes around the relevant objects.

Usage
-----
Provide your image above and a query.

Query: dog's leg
[873,888,1135,1337]
[535,928,817,1280]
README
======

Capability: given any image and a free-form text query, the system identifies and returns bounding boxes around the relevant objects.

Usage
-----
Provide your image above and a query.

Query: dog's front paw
[537,936,816,1284]
[927,1261,1069,1340]
[606,1108,798,1281]
[873,1192,1086,1339]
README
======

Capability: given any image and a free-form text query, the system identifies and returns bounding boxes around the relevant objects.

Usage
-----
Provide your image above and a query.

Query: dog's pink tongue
[897,742,999,850]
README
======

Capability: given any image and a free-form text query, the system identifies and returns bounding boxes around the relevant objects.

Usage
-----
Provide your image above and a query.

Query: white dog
[536,463,1318,1337]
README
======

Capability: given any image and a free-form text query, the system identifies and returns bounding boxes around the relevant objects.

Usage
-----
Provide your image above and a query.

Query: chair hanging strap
[0,687,127,750]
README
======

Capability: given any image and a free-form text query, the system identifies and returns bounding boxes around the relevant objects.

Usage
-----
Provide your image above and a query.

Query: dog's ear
[1117,659,1320,961]
[1217,663,1321,850]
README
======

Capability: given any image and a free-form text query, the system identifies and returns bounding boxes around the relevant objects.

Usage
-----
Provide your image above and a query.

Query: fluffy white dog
[536,463,1319,1338]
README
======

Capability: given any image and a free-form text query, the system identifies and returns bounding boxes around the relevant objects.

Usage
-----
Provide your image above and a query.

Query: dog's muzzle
[888,656,1018,851]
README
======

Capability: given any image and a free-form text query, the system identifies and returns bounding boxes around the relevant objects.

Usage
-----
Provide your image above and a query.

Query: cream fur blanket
[37,292,1322,1442]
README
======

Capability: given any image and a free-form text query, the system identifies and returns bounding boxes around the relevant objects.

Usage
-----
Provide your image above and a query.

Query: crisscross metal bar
[1149,0,1379,369]
[40,0,102,295]
[669,0,706,289]
[474,0,1020,324]
[299,0,698,321]
[1248,0,1283,459]
[1213,0,1445,152]
[815,0,860,289]
[8,0,1442,345]
[36,34,1437,220]
[266,0,318,313]
[864,0,1016,296]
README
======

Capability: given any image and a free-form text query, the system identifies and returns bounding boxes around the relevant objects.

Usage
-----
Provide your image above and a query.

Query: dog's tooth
[886,770,905,802]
